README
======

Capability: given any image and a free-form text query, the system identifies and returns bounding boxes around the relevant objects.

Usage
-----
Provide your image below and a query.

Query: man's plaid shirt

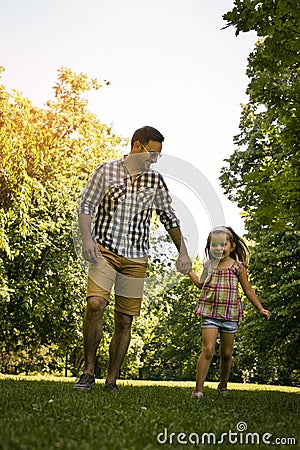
[78,156,180,258]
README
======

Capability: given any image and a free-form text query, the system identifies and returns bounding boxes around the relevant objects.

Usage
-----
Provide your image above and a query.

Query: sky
[1,0,257,257]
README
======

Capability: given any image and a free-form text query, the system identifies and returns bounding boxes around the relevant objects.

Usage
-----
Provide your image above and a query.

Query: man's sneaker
[218,383,229,398]
[103,382,121,393]
[73,373,95,391]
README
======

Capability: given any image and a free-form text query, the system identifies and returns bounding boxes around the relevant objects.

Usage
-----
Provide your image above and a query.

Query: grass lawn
[0,375,299,450]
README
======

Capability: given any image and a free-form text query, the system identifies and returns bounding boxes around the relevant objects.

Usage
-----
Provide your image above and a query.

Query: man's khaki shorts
[87,244,148,316]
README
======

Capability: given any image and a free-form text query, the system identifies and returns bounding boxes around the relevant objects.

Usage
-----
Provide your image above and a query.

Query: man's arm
[78,214,100,263]
[154,174,192,274]
[77,164,104,263]
[167,227,192,275]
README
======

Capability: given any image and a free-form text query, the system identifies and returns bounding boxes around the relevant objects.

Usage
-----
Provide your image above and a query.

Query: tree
[0,67,125,373]
[222,0,299,232]
[220,0,300,384]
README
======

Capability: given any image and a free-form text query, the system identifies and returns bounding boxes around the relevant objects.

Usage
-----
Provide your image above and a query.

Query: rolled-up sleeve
[77,165,104,216]
[154,174,180,230]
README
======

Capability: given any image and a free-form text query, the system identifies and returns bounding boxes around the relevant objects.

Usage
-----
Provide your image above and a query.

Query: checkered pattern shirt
[78,156,180,258]
[194,261,245,321]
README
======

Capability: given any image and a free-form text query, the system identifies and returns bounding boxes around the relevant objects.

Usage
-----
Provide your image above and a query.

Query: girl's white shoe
[191,390,204,398]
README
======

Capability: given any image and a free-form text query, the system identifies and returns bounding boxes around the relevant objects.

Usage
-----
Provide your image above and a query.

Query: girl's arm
[188,268,207,289]
[239,265,270,319]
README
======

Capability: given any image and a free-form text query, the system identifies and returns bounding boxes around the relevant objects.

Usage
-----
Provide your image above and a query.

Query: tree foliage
[220,0,300,384]
[222,0,299,232]
[0,67,124,373]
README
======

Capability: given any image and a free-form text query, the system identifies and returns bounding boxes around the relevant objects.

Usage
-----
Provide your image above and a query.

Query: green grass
[0,376,299,450]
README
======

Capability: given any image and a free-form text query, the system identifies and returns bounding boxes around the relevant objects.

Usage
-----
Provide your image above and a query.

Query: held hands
[176,253,192,275]
[82,239,100,263]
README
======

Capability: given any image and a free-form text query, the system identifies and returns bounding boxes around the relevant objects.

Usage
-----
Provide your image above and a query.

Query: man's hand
[82,239,100,263]
[78,214,100,263]
[167,227,192,275]
[175,253,192,275]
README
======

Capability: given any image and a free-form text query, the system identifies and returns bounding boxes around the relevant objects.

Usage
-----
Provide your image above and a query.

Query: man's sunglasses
[141,144,162,161]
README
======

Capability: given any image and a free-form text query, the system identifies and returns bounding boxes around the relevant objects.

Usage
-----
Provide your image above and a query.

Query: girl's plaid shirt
[194,261,246,321]
[78,156,180,259]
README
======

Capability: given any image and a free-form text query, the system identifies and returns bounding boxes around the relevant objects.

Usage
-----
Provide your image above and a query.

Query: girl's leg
[195,328,218,392]
[219,332,235,389]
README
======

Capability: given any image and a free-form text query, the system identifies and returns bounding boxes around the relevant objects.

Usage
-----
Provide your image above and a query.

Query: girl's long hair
[205,226,249,263]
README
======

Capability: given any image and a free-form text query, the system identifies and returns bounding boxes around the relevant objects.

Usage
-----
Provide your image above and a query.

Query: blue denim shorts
[201,317,238,334]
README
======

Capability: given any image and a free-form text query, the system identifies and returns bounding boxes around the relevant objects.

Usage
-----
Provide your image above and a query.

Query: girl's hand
[260,308,270,319]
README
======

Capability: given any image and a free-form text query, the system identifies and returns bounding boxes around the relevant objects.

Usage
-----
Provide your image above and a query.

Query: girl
[188,226,270,398]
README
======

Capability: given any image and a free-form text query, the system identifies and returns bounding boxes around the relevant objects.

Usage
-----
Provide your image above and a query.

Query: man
[74,126,192,391]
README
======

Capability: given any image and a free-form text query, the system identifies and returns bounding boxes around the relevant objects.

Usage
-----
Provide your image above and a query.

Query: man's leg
[103,256,145,390]
[74,295,108,390]
[105,311,133,386]
[83,296,108,375]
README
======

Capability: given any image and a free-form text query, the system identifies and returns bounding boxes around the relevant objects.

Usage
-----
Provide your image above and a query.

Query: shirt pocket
[107,183,127,207]
[135,188,155,207]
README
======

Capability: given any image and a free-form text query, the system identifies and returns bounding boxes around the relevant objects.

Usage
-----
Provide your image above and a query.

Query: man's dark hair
[131,126,164,148]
